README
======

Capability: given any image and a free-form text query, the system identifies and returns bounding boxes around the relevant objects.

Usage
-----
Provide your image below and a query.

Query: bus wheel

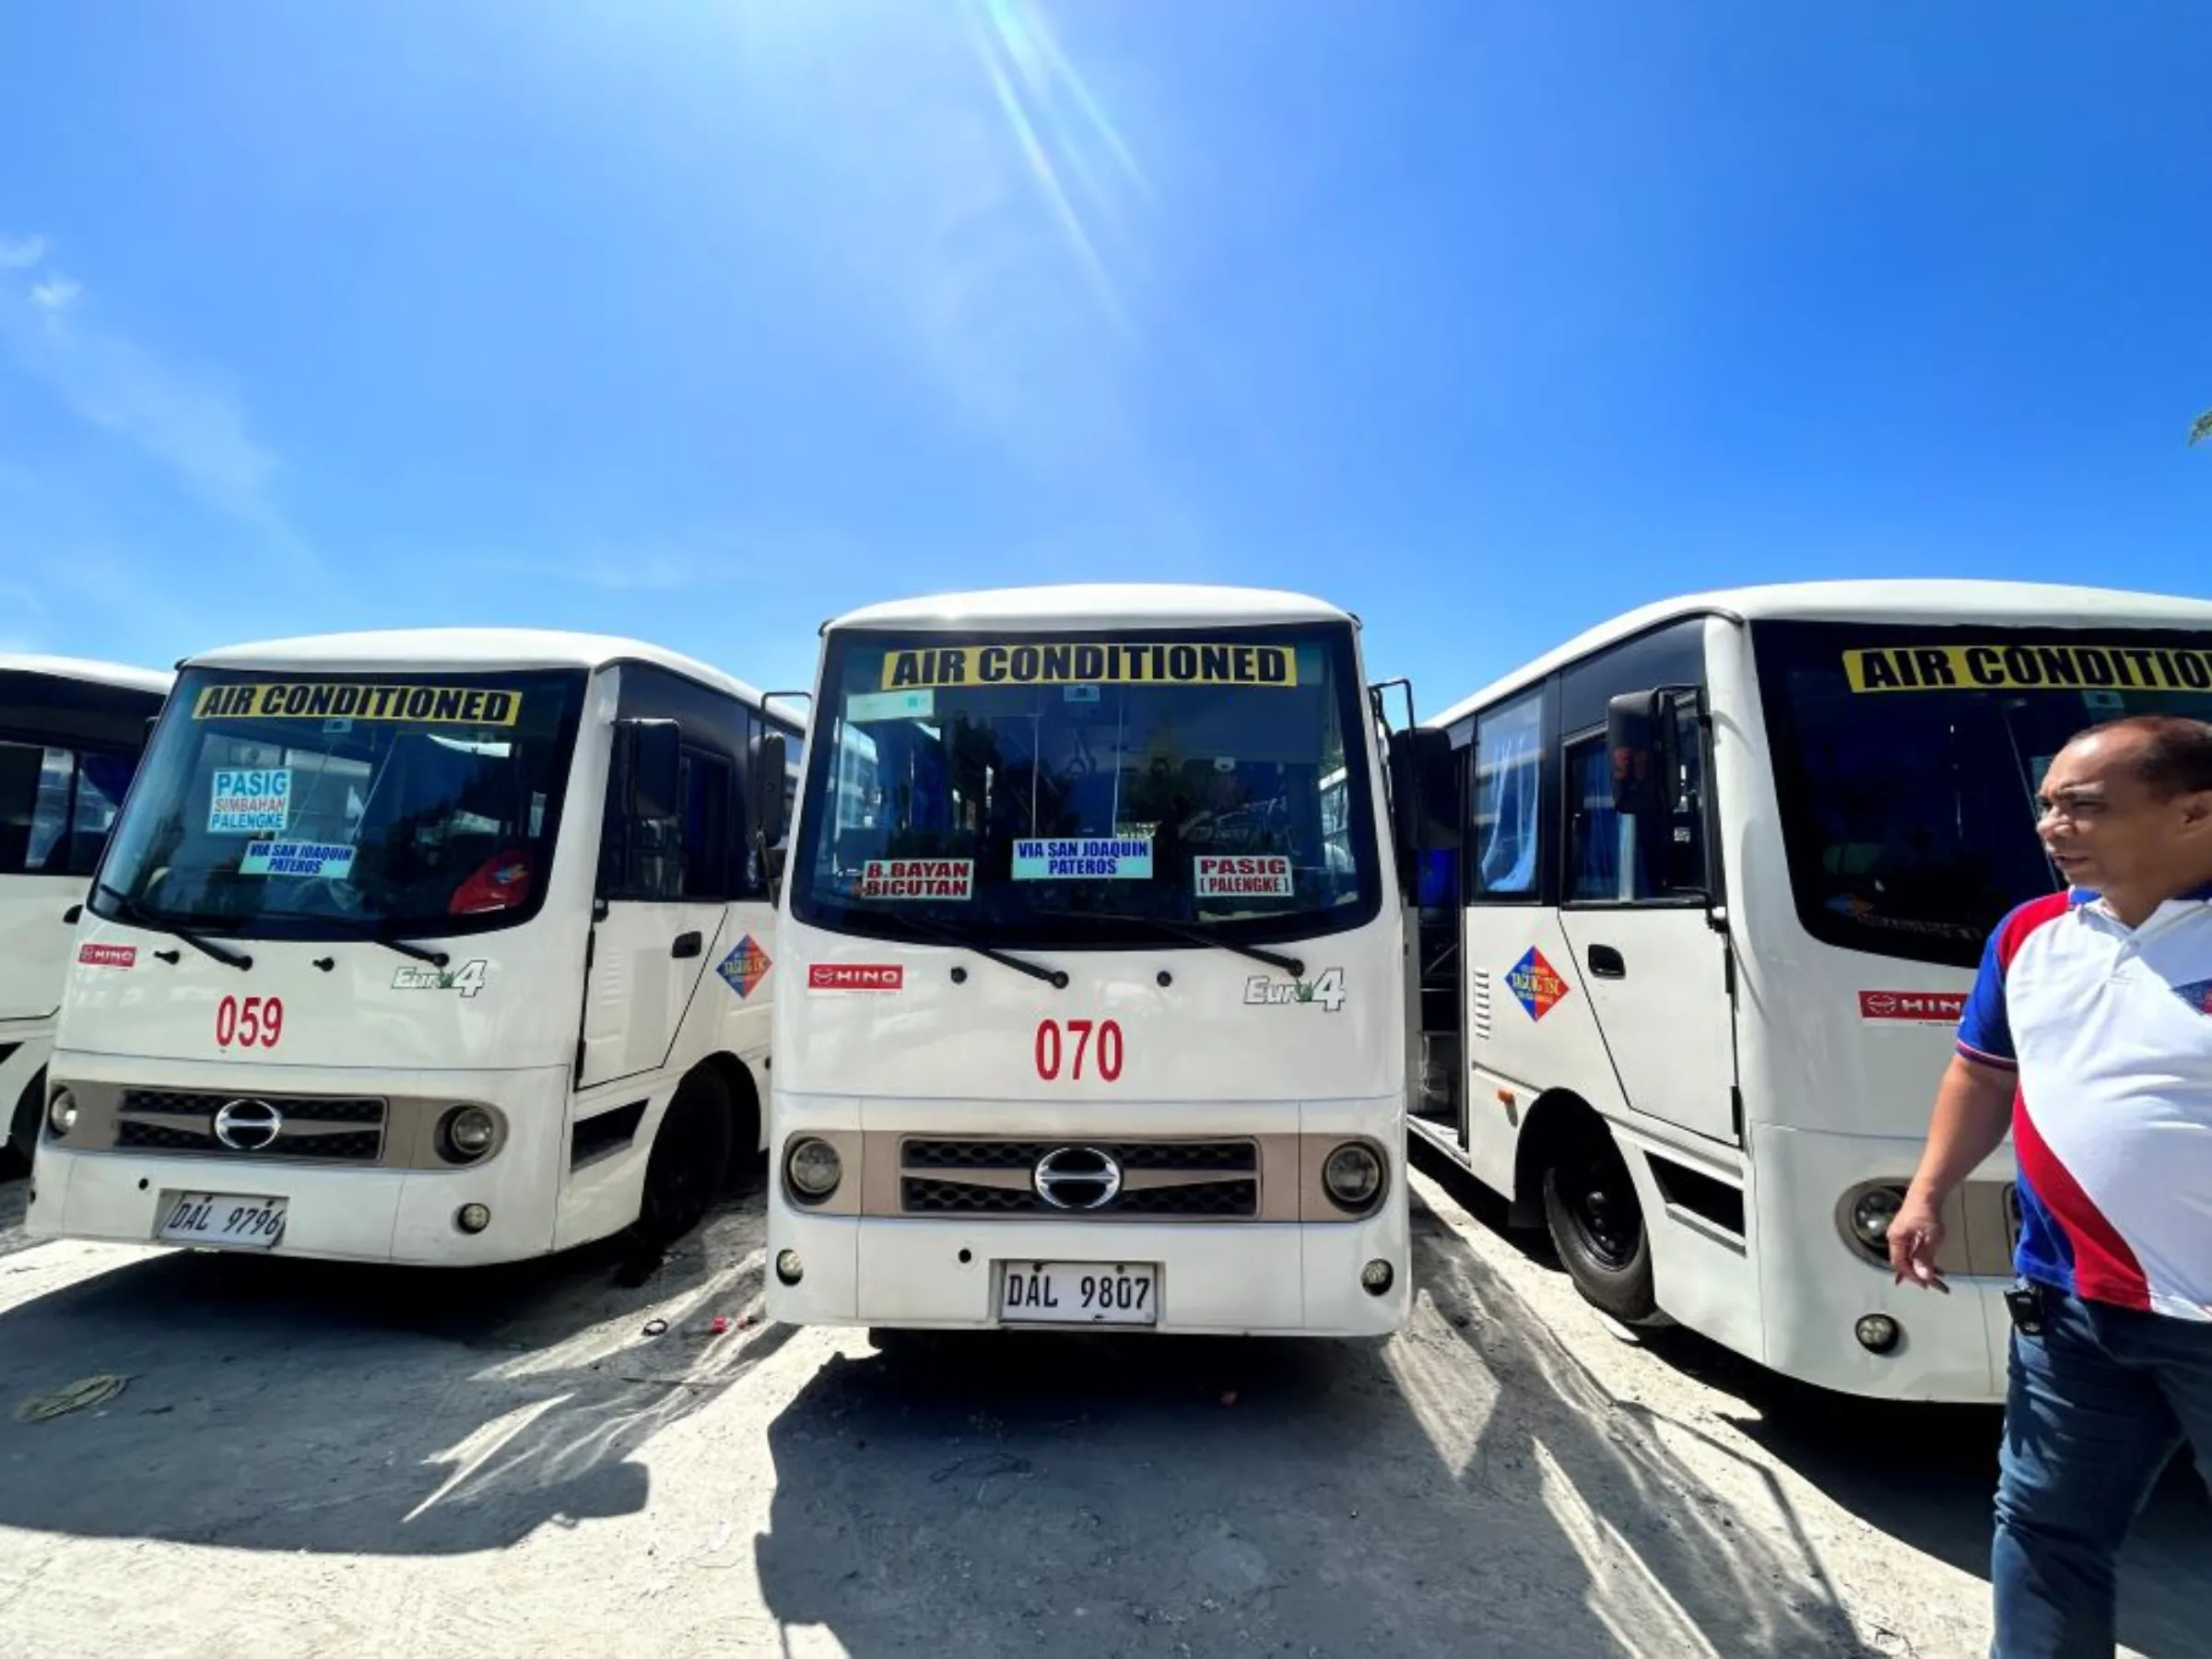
[1540,1118,1658,1325]
[637,1071,735,1245]
[4,1074,41,1174]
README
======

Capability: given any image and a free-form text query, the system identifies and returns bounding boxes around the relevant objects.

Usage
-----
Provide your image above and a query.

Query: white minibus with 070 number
[1411,580,2212,1402]
[29,629,800,1264]
[766,584,1453,1337]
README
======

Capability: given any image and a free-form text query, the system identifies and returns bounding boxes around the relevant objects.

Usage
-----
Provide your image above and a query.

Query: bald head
[2041,715,2212,923]
[2070,715,2212,800]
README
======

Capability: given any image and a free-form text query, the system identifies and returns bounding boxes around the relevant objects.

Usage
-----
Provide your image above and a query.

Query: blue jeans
[1993,1286,2212,1657]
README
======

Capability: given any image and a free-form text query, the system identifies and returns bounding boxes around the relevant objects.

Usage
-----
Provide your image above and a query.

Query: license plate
[158,1192,288,1250]
[999,1261,1158,1326]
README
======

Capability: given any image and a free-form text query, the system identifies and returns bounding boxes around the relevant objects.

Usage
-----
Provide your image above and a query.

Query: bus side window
[678,748,735,900]
[0,742,65,874]
[65,751,135,875]
[1469,690,1543,898]
[1564,710,1706,903]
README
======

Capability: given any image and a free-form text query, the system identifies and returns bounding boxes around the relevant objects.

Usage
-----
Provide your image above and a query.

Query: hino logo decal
[213,1099,284,1152]
[1031,1146,1123,1211]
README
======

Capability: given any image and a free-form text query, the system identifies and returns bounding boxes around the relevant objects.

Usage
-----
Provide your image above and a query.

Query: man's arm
[1888,1055,2016,1289]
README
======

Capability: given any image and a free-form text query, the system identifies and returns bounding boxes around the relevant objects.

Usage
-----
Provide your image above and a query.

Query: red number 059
[215,994,284,1050]
[1033,1018,1123,1082]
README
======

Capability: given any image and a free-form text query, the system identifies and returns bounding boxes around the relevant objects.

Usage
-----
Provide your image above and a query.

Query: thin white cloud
[0,231,293,544]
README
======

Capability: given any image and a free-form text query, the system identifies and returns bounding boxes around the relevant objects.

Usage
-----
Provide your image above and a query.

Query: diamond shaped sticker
[717,935,772,1000]
[1505,947,1568,1022]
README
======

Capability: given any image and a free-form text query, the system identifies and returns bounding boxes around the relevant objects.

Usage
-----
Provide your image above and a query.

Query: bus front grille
[115,1089,388,1164]
[898,1137,1260,1219]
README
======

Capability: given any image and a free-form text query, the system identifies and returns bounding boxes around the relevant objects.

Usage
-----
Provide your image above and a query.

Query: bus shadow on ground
[752,1194,1881,1659]
[0,1193,782,1556]
[1412,1147,2210,1659]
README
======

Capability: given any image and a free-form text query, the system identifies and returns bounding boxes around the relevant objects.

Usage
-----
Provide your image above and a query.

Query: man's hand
[1888,1189,1950,1292]
[1889,1053,2017,1294]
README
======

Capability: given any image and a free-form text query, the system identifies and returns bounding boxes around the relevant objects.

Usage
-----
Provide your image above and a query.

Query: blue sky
[2,2,2207,707]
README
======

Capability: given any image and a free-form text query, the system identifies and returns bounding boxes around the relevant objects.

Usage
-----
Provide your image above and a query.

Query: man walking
[1888,714,2212,1657]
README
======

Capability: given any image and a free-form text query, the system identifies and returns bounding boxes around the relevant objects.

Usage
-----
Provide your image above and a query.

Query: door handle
[671,932,703,959]
[1587,945,1626,980]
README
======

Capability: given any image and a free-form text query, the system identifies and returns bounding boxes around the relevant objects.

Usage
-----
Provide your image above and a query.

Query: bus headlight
[438,1105,500,1164]
[46,1088,77,1138]
[1322,1142,1385,1212]
[785,1137,843,1203]
[1848,1186,1905,1251]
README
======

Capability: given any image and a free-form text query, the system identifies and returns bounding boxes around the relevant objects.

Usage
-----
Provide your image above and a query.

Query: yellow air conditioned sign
[1843,642,2212,695]
[880,641,1299,691]
[192,682,525,725]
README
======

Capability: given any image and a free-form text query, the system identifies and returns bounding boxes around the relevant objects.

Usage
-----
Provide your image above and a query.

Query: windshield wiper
[92,882,253,971]
[313,916,449,967]
[848,902,1067,989]
[1035,909,1305,978]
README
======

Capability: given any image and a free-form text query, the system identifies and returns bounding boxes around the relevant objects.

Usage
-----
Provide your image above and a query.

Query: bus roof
[1428,579,2212,730]
[181,629,787,716]
[826,583,1356,634]
[0,653,173,696]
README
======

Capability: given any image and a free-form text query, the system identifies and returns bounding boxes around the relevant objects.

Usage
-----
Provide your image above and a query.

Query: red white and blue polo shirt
[1957,885,2212,1322]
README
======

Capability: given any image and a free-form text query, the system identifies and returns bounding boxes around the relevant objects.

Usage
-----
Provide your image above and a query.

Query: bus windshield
[791,623,1383,948]
[92,667,586,939]
[1756,620,2212,969]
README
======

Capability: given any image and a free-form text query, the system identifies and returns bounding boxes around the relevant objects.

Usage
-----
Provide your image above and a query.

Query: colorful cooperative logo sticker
[1505,947,1569,1022]
[718,935,772,1000]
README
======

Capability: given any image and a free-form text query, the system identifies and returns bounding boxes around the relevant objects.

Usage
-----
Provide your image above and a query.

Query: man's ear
[2177,789,2212,834]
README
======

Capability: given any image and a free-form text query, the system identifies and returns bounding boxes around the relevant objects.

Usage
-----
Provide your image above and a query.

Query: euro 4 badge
[1505,947,1569,1022]
[718,935,772,1000]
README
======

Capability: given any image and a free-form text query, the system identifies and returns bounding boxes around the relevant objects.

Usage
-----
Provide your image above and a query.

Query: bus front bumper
[25,1061,571,1266]
[767,1206,1410,1336]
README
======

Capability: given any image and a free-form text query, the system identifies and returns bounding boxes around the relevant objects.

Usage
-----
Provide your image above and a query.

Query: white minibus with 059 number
[2,656,171,1174]
[29,629,800,1265]
[1410,580,2212,1401]
[767,583,1454,1337]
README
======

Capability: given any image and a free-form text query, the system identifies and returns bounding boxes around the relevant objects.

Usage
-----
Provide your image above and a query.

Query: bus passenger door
[1553,709,1738,1146]
[578,723,725,1088]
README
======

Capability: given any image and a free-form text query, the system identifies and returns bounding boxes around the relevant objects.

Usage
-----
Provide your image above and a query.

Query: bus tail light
[450,851,533,915]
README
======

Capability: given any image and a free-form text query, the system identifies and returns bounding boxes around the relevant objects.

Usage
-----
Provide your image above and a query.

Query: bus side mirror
[617,719,682,825]
[751,732,789,848]
[1387,728,1460,856]
[1606,692,1669,819]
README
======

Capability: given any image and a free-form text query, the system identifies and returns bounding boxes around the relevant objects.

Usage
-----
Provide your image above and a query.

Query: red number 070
[1034,1018,1123,1082]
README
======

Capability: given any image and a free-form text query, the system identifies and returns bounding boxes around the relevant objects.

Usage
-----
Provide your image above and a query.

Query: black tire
[1540,1116,1659,1325]
[637,1070,735,1246]
[4,1072,43,1176]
